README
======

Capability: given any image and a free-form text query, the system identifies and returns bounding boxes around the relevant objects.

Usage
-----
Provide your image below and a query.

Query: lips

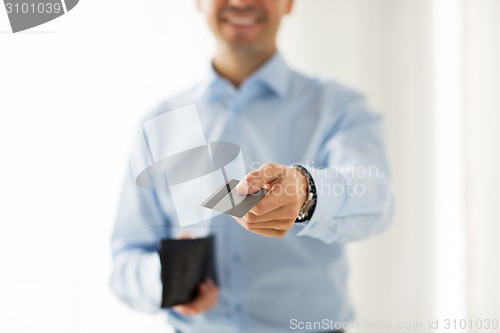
[224,16,260,26]
[219,7,264,27]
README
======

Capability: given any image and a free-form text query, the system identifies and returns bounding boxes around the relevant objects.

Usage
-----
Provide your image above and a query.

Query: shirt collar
[199,51,291,100]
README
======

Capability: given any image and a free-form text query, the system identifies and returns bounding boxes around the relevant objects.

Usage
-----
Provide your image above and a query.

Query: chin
[225,31,266,45]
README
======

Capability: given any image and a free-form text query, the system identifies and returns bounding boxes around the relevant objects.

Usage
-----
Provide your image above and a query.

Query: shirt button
[232,254,241,263]
[235,304,243,312]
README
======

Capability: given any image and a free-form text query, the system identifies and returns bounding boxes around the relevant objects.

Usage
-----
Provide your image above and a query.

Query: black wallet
[158,235,217,308]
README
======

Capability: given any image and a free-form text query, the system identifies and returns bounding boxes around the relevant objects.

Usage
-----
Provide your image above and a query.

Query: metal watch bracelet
[291,165,317,222]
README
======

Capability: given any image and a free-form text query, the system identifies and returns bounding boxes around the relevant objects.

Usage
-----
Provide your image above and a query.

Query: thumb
[236,163,285,194]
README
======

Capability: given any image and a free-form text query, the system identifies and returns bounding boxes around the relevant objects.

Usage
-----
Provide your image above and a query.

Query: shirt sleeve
[109,165,170,313]
[296,96,394,244]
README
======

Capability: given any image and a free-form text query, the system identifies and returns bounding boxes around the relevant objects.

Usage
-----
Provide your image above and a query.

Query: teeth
[226,17,258,26]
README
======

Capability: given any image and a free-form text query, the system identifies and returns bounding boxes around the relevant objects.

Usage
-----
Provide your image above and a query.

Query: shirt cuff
[295,166,346,243]
[140,251,162,308]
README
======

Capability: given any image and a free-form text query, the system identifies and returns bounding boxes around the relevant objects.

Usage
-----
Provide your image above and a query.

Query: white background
[1,1,499,332]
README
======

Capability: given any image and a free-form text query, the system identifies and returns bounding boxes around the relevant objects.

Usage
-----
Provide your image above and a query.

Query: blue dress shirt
[110,52,393,333]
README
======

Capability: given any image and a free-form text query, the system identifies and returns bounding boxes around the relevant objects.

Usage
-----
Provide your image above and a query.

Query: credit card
[201,179,268,218]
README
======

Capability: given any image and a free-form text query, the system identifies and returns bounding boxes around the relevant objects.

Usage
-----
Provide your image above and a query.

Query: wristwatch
[291,165,317,222]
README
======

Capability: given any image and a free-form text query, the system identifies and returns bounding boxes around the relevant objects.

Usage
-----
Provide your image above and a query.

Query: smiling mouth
[222,16,261,26]
[219,7,265,27]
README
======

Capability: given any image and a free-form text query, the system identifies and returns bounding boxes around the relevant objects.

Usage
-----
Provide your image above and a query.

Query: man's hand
[233,163,308,238]
[172,278,219,316]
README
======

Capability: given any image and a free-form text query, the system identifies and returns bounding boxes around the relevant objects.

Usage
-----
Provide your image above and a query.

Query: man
[110,0,393,332]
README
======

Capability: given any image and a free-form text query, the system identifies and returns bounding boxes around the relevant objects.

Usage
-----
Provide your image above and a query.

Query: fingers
[236,163,285,194]
[244,205,298,223]
[236,207,297,237]
[233,163,308,239]
[189,278,218,313]
[244,219,295,231]
[172,278,219,316]
[248,182,299,216]
[234,214,295,238]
